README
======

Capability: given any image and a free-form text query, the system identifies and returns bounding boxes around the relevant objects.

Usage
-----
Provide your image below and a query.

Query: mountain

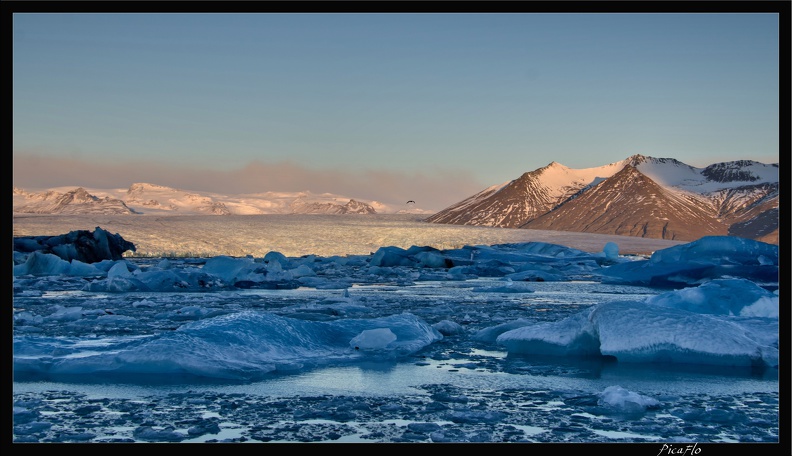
[426,155,779,244]
[13,187,138,215]
[124,183,232,215]
[12,183,422,216]
[289,197,377,214]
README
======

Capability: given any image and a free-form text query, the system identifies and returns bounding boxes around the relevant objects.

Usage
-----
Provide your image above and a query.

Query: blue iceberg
[496,275,778,369]
[600,236,778,288]
[13,311,442,382]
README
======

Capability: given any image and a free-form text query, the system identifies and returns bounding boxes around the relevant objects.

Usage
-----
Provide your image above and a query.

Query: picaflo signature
[657,443,701,456]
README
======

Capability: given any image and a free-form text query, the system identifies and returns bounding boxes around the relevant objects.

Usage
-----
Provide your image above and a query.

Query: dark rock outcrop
[13,227,137,263]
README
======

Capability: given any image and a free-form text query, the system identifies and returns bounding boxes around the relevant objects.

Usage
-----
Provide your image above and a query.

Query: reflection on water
[502,353,779,383]
[14,354,778,401]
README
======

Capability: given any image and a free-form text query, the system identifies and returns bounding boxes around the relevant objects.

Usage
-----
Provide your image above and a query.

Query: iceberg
[13,311,443,382]
[646,278,778,316]
[496,276,778,369]
[600,236,778,288]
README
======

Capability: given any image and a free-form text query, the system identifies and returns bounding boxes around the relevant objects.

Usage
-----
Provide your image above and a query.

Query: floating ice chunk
[161,306,226,321]
[740,296,779,318]
[433,320,465,336]
[446,409,508,424]
[13,252,71,276]
[68,260,104,277]
[93,259,128,273]
[46,306,84,322]
[290,264,316,278]
[496,300,778,368]
[446,266,475,280]
[446,242,589,262]
[132,299,157,308]
[133,426,187,442]
[265,259,283,272]
[472,279,535,293]
[370,246,418,267]
[202,256,265,284]
[598,385,660,412]
[13,312,442,381]
[472,319,533,343]
[646,278,778,316]
[14,311,44,326]
[350,328,398,350]
[505,269,565,282]
[651,236,778,266]
[131,269,189,291]
[82,266,228,293]
[601,236,779,287]
[497,310,600,357]
[602,242,619,260]
[262,265,294,282]
[414,251,449,268]
[107,262,133,279]
[263,251,292,269]
[591,301,776,367]
[93,314,138,326]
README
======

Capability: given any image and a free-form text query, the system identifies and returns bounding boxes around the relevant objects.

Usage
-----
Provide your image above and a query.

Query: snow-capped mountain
[289,197,377,214]
[426,154,779,244]
[12,183,429,216]
[124,183,232,215]
[13,187,138,215]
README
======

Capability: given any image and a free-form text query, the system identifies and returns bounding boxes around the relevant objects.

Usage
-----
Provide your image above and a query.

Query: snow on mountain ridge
[14,187,138,215]
[13,183,429,216]
[425,156,634,229]
[428,155,779,244]
[523,154,778,200]
[700,160,779,184]
[530,161,608,195]
[127,182,174,194]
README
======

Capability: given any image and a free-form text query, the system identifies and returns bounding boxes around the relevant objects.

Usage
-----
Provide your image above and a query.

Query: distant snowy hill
[13,183,434,216]
[426,154,779,244]
[13,187,138,215]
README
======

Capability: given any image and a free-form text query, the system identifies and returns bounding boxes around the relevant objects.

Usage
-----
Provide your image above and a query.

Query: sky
[11,11,781,210]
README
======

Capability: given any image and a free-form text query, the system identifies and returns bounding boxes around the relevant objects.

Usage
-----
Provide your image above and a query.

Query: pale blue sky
[12,12,781,209]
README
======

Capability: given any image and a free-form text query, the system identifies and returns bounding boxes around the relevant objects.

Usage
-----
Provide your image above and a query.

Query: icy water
[12,214,780,444]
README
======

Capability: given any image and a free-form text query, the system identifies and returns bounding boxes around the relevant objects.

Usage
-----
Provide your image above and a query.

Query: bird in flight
[406,200,415,204]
